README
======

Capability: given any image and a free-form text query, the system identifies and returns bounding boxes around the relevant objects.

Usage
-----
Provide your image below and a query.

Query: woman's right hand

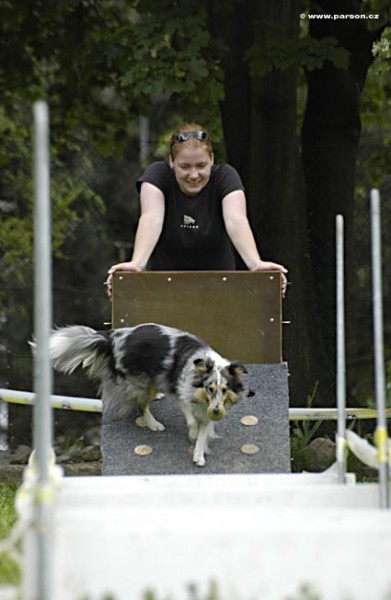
[106,262,142,299]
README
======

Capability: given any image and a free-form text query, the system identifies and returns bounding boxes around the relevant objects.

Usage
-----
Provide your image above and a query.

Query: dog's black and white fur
[46,323,254,466]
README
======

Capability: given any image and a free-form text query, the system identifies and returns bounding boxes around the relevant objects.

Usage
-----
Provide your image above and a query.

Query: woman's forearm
[130,213,164,269]
[225,215,262,269]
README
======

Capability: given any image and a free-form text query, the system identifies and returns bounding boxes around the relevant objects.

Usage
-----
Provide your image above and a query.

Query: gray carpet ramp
[102,363,290,475]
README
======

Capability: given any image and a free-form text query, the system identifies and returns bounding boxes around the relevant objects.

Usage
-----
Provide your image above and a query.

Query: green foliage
[363,26,391,127]
[372,25,391,71]
[0,482,17,540]
[143,581,220,600]
[0,105,106,290]
[362,359,391,410]
[0,481,20,586]
[143,582,329,600]
[119,1,224,108]
[246,22,350,77]
[0,0,138,154]
[0,0,223,142]
[360,66,391,128]
[285,583,323,600]
[290,383,323,465]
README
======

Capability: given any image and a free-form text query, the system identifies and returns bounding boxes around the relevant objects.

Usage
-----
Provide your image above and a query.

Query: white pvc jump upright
[31,99,54,600]
[336,214,347,484]
[370,189,390,508]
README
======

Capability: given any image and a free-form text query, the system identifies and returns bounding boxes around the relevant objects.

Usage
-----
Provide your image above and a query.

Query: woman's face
[169,145,214,197]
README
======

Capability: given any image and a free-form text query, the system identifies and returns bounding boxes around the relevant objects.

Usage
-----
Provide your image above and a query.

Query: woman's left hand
[250,261,288,298]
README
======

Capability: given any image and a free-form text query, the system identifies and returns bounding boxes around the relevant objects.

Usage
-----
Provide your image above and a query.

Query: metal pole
[0,388,103,412]
[33,100,53,598]
[370,188,389,509]
[336,215,347,483]
[2,389,390,420]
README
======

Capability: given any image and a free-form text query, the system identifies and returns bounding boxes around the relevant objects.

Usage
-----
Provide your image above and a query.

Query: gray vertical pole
[336,215,346,483]
[370,188,389,509]
[33,100,53,598]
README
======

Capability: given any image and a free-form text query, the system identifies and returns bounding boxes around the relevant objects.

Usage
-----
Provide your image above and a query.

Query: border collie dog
[48,323,254,466]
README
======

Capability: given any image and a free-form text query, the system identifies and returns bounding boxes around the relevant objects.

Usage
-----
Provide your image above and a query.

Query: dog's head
[192,358,255,421]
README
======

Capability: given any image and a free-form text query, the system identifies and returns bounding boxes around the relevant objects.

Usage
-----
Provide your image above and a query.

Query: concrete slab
[22,474,391,600]
[59,474,379,510]
[61,471,358,493]
[102,363,290,475]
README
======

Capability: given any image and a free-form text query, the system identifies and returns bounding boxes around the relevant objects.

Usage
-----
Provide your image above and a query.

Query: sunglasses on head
[174,130,209,143]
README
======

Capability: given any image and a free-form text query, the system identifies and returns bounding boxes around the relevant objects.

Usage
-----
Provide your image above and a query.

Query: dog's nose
[213,407,220,415]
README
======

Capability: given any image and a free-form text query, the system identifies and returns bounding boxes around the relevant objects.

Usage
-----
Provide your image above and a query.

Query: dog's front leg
[180,405,198,442]
[142,404,165,431]
[201,421,215,455]
[139,386,166,432]
[207,422,220,440]
[193,423,209,467]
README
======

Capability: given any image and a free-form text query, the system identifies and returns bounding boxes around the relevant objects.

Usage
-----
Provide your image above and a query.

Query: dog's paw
[148,420,165,432]
[193,449,206,467]
[143,412,166,432]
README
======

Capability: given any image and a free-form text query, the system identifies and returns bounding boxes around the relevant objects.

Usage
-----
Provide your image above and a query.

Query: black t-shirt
[136,161,245,270]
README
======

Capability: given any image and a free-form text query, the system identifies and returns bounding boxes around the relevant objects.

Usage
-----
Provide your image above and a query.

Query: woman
[107,123,287,296]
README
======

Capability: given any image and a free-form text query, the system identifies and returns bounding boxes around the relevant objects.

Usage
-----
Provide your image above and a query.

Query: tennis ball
[207,408,225,421]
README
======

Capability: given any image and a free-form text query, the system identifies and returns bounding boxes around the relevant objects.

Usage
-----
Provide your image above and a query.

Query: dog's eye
[206,385,215,395]
[220,385,228,394]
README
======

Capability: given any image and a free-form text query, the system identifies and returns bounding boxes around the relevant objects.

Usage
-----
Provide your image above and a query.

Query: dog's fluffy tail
[48,326,111,380]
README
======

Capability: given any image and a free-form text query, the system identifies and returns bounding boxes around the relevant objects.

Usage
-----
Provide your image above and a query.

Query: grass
[0,480,20,585]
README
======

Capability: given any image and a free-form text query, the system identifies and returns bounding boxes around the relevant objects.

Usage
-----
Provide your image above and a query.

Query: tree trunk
[302,0,376,401]
[208,0,327,406]
[207,0,254,184]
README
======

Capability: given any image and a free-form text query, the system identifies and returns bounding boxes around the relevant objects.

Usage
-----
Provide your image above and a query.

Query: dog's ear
[193,357,214,375]
[228,361,248,377]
